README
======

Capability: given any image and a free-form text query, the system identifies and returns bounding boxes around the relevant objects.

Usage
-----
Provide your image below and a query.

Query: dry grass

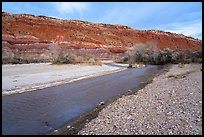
[167,64,200,79]
[167,71,193,79]
[178,63,185,68]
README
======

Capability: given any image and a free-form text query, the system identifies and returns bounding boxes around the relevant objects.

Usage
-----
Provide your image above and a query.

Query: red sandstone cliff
[2,12,202,59]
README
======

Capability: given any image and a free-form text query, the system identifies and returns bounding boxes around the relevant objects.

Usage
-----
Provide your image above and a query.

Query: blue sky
[2,2,202,39]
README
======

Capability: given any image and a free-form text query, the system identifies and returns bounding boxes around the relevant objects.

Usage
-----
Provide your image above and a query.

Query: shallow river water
[2,65,159,135]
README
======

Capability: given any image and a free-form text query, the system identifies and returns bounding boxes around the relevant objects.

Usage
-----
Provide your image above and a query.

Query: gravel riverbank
[79,63,202,135]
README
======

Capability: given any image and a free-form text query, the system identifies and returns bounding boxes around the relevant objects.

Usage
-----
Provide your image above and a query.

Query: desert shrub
[190,50,202,63]
[135,49,144,63]
[157,48,174,64]
[2,47,50,64]
[146,52,159,64]
[171,51,179,63]
[48,44,101,65]
[48,44,75,64]
[127,43,163,65]
[95,60,102,66]
[2,51,14,61]
[5,57,50,64]
[75,56,85,63]
[126,42,202,65]
[114,56,129,63]
[178,63,185,68]
[128,43,146,65]
[174,50,202,64]
[2,47,15,64]
[128,63,132,68]
[48,43,62,64]
[84,56,102,65]
[87,57,96,64]
[60,53,77,64]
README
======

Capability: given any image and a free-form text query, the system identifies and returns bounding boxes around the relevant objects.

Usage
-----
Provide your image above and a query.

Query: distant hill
[2,12,202,60]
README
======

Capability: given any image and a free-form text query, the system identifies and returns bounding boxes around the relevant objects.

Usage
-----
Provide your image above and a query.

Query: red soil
[2,12,201,59]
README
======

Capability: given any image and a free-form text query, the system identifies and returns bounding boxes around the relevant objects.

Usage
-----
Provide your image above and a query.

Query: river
[2,65,159,135]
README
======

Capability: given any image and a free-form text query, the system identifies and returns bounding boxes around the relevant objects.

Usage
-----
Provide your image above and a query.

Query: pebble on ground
[79,64,202,135]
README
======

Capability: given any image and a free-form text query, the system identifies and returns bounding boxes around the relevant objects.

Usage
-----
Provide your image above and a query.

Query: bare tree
[48,43,61,63]
[128,43,146,67]
[2,47,14,63]
[146,42,159,54]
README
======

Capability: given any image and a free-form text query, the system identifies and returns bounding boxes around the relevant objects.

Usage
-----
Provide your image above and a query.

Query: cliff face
[2,12,202,59]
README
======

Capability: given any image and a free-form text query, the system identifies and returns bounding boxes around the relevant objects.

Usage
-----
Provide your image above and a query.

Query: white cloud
[54,2,88,15]
[162,21,202,39]
[95,2,170,25]
[95,2,202,40]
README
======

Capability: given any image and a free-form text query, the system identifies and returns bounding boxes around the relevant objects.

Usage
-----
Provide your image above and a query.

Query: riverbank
[2,61,127,96]
[78,63,202,135]
[47,64,168,135]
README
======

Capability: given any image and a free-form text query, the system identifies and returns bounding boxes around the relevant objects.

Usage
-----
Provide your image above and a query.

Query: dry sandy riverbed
[2,61,127,96]
[79,63,202,135]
